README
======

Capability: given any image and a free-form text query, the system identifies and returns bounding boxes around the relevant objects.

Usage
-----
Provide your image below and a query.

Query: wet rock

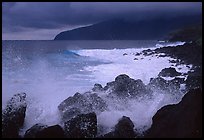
[135,52,141,56]
[24,123,48,138]
[158,67,181,77]
[104,74,152,98]
[58,92,107,122]
[92,83,103,92]
[169,59,179,63]
[102,116,136,138]
[36,125,65,138]
[145,88,202,138]
[142,49,152,56]
[185,75,202,90]
[64,112,97,138]
[148,77,169,91]
[24,124,65,138]
[148,77,184,93]
[2,93,27,138]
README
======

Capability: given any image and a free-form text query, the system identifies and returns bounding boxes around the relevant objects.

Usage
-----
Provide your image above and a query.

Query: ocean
[2,40,189,135]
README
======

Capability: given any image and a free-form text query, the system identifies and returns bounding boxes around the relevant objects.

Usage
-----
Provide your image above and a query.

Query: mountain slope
[54,15,201,40]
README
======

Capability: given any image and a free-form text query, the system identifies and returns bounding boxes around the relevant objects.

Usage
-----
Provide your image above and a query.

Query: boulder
[24,123,48,138]
[148,77,169,91]
[135,52,141,56]
[104,74,152,98]
[148,76,185,93]
[102,116,136,138]
[36,125,65,138]
[64,112,97,138]
[24,124,65,138]
[145,88,202,138]
[158,67,181,77]
[2,93,27,138]
[58,92,107,122]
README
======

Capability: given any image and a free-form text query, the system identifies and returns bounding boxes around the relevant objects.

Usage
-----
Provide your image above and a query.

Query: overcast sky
[2,2,202,40]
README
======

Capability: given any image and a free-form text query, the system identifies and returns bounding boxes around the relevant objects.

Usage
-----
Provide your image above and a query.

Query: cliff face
[54,15,201,40]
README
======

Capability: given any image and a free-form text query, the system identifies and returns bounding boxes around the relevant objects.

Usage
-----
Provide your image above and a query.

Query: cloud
[2,2,202,39]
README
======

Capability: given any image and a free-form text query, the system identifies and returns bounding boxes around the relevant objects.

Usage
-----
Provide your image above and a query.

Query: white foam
[78,49,174,85]
[156,41,185,48]
[97,89,184,135]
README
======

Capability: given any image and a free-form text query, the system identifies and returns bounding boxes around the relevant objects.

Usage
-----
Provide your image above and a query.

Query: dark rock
[145,88,202,138]
[148,77,184,93]
[169,59,179,63]
[102,116,136,138]
[36,125,65,138]
[135,52,141,56]
[104,81,115,90]
[158,54,167,57]
[92,83,103,92]
[24,124,65,138]
[134,58,138,60]
[24,123,48,138]
[185,75,202,90]
[123,53,128,56]
[64,112,97,138]
[148,77,169,91]
[154,42,202,67]
[114,116,136,138]
[105,74,151,98]
[158,67,181,77]
[58,92,107,122]
[2,93,27,138]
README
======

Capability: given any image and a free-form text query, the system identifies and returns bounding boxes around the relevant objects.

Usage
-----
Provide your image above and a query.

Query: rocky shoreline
[2,34,202,138]
[2,66,202,138]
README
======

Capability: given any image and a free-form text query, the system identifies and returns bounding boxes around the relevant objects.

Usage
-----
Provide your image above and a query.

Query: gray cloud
[2,2,202,39]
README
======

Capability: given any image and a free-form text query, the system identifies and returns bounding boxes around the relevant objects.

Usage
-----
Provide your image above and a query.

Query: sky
[2,2,202,40]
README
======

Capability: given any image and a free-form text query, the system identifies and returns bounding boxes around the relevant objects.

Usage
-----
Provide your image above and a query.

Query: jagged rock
[158,67,181,77]
[145,88,202,138]
[58,92,107,122]
[104,74,151,98]
[64,112,97,138]
[123,53,128,56]
[102,116,136,138]
[2,93,27,138]
[92,83,103,92]
[148,77,169,91]
[24,123,48,138]
[148,76,185,92]
[142,49,152,56]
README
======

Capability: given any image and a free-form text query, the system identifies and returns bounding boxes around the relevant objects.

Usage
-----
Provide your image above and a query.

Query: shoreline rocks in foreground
[144,88,202,138]
[2,73,202,138]
[2,93,27,138]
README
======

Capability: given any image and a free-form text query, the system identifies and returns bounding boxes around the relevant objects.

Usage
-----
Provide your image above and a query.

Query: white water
[2,40,191,135]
